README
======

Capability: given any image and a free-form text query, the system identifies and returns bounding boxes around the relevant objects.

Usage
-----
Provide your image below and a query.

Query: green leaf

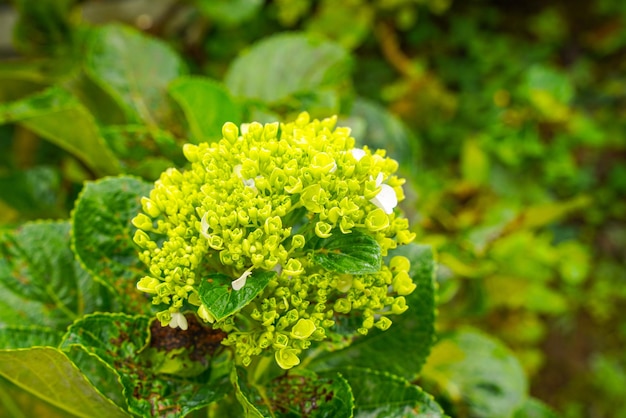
[310,244,437,380]
[198,271,275,322]
[337,367,445,418]
[312,229,382,275]
[71,176,153,313]
[232,366,354,417]
[0,347,129,418]
[0,326,61,349]
[348,97,419,173]
[169,76,242,142]
[421,330,528,418]
[101,125,185,179]
[11,0,77,57]
[0,86,121,176]
[64,345,128,411]
[0,221,113,329]
[86,24,186,127]
[195,0,263,26]
[513,397,559,418]
[0,374,73,418]
[61,313,229,417]
[225,33,351,105]
[0,166,65,219]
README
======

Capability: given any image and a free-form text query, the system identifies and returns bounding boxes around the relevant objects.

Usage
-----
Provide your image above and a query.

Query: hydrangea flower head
[132,112,417,369]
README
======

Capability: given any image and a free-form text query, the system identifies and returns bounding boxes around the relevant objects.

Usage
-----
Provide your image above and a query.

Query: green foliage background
[0,0,624,416]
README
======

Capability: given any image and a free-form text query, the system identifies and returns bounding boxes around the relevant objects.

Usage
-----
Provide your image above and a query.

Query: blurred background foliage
[0,0,624,417]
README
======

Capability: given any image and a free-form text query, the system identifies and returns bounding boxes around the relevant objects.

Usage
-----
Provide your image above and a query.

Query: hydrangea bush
[132,112,417,370]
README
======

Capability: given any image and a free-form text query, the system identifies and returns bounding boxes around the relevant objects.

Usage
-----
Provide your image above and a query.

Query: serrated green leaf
[0,86,121,176]
[0,166,64,219]
[336,367,445,418]
[199,271,275,322]
[61,313,229,417]
[225,33,351,105]
[232,366,354,418]
[312,229,382,275]
[169,76,242,142]
[71,176,152,313]
[0,221,114,329]
[86,24,186,127]
[64,345,128,411]
[421,330,528,418]
[0,347,129,418]
[310,244,437,379]
[0,326,61,349]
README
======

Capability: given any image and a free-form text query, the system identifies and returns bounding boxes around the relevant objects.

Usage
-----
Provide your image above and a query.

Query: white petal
[350,148,366,161]
[329,162,337,173]
[232,270,252,291]
[200,212,211,239]
[169,312,188,330]
[233,164,243,178]
[240,123,250,135]
[370,184,398,214]
[375,172,384,186]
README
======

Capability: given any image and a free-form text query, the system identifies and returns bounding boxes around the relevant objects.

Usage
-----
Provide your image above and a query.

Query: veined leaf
[0,221,113,330]
[61,313,229,417]
[0,326,62,349]
[169,76,242,143]
[86,24,186,127]
[337,367,445,418]
[310,244,437,380]
[198,271,275,322]
[232,366,354,418]
[225,33,351,105]
[0,86,121,176]
[71,176,152,313]
[312,229,382,275]
[0,347,129,418]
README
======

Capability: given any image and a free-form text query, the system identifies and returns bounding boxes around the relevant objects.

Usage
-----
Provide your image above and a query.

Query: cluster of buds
[132,112,416,369]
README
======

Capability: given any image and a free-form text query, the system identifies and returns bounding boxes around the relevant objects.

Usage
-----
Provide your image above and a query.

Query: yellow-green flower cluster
[132,112,416,369]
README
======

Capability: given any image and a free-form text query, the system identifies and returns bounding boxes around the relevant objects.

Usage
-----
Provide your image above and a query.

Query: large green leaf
[61,313,229,417]
[513,398,559,418]
[421,330,528,418]
[0,221,113,329]
[338,367,445,418]
[0,347,129,418]
[232,366,354,417]
[85,25,186,127]
[169,76,242,142]
[225,33,351,105]
[198,271,276,322]
[0,374,73,418]
[311,244,437,379]
[0,86,121,176]
[71,176,152,312]
[312,229,382,275]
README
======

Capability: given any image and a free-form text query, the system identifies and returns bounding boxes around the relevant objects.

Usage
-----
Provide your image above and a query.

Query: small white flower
[168,312,188,330]
[370,184,398,214]
[350,148,366,161]
[232,269,253,291]
[369,172,398,214]
[240,123,250,135]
